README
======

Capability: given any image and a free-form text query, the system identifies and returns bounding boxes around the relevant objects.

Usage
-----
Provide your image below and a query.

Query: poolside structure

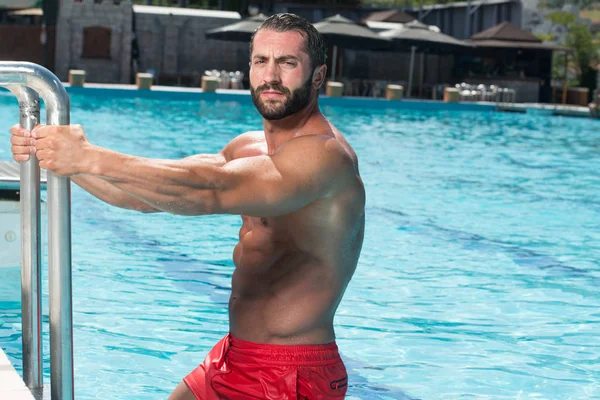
[313,14,390,83]
[6,0,575,103]
[460,21,570,103]
[379,20,472,98]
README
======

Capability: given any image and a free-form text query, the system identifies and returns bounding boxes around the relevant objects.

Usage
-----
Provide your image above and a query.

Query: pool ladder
[0,62,74,400]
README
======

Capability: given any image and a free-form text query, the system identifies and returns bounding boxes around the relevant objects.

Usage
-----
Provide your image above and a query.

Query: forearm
[71,175,159,213]
[82,145,226,215]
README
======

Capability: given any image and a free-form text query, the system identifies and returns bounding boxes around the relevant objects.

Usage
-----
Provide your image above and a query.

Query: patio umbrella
[313,14,390,81]
[205,13,268,42]
[379,20,472,97]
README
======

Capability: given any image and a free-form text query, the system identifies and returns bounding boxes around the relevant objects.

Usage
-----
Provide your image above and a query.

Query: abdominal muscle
[228,216,338,345]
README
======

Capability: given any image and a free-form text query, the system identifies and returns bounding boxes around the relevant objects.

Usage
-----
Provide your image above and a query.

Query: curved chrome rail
[0,62,73,400]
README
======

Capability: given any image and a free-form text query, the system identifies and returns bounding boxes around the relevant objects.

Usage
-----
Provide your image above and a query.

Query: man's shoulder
[222,131,266,161]
[279,134,352,165]
[228,130,265,145]
[238,130,265,141]
[275,135,357,188]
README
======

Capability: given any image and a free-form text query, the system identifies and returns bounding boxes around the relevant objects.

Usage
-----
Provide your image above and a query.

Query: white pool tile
[0,348,35,399]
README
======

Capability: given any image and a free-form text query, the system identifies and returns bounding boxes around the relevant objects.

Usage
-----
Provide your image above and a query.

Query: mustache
[256,83,291,96]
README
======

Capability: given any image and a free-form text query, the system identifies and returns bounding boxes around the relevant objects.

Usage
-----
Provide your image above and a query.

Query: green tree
[360,0,461,7]
[538,0,598,10]
[535,33,556,41]
[567,23,599,94]
[546,12,599,98]
[546,11,576,27]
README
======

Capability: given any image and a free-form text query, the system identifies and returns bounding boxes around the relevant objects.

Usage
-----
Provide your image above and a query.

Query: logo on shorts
[330,375,348,390]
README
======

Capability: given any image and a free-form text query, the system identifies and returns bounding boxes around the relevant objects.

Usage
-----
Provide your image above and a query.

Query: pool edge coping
[63,83,498,111]
[1,82,594,118]
[67,83,595,118]
[0,347,36,400]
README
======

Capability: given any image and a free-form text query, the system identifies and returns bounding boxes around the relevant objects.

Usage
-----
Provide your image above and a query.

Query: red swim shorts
[183,334,348,399]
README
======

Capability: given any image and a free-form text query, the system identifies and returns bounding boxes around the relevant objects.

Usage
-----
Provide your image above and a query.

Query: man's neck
[263,98,323,154]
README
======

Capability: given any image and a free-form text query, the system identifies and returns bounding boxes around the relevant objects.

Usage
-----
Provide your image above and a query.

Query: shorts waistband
[227,334,341,366]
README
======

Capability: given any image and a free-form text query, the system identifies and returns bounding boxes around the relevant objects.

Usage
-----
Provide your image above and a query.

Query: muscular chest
[240,215,276,243]
[242,215,270,230]
[238,214,300,257]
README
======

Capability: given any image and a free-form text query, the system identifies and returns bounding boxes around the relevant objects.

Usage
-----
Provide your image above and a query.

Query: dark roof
[313,14,390,50]
[363,9,415,23]
[205,13,267,41]
[468,21,570,51]
[471,21,540,42]
[467,39,568,51]
[379,20,472,52]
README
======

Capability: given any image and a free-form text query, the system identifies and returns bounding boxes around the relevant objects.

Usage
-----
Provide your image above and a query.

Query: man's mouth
[261,91,284,98]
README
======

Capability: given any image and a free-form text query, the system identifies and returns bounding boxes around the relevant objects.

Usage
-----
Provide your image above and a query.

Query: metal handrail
[0,62,73,400]
[8,85,43,394]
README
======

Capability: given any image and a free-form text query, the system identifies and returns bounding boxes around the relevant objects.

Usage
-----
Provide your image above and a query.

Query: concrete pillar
[443,87,459,102]
[386,84,404,100]
[68,70,86,86]
[136,73,154,89]
[326,81,344,97]
[202,76,219,92]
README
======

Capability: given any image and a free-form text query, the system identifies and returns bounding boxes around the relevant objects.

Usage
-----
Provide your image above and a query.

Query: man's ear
[313,64,327,89]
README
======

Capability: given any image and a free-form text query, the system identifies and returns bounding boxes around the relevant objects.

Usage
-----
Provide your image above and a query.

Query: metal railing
[0,62,73,400]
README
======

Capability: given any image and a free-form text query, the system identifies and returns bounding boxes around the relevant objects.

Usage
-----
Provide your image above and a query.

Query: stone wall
[133,6,249,86]
[55,0,132,83]
[56,3,250,85]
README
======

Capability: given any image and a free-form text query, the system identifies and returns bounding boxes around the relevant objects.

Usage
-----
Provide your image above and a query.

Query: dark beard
[250,76,313,120]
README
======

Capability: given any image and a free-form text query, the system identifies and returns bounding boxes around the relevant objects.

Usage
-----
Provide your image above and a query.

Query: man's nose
[262,60,281,84]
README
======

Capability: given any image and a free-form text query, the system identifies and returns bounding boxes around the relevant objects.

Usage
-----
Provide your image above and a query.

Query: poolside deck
[495,102,592,118]
[0,347,37,400]
[60,83,596,119]
[0,161,47,192]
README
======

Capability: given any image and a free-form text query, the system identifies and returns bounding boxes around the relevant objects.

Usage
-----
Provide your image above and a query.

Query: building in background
[1,0,584,103]
[0,0,58,71]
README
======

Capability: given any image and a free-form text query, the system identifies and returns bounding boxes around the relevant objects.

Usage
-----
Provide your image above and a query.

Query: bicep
[182,152,227,167]
[214,138,346,217]
[213,156,295,216]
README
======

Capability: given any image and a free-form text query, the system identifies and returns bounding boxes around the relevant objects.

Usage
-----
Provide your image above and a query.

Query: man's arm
[69,135,349,217]
[66,131,257,213]
[71,153,227,213]
[11,124,237,212]
[72,175,159,212]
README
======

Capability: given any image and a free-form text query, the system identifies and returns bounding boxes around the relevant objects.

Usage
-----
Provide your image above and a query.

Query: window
[82,26,111,59]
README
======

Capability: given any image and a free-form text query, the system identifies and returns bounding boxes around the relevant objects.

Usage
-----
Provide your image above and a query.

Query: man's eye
[254,60,265,64]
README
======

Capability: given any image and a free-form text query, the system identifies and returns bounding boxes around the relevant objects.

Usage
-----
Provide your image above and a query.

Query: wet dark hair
[249,13,327,70]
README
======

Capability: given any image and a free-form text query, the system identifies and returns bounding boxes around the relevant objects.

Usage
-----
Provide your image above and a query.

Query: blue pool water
[0,90,599,400]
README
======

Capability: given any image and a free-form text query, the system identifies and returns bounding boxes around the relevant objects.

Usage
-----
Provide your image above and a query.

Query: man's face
[249,29,315,121]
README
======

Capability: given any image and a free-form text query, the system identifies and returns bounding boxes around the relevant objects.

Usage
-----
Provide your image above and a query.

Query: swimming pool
[0,90,599,399]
